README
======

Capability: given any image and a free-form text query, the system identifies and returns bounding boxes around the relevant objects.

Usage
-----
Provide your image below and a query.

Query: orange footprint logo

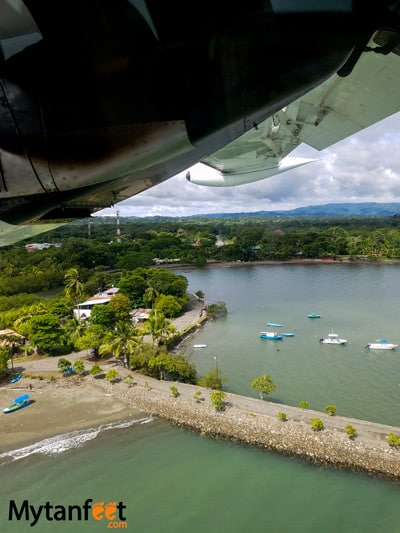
[104,502,117,521]
[91,501,105,521]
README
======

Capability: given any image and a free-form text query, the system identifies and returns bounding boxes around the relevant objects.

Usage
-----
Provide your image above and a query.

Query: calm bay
[2,263,400,533]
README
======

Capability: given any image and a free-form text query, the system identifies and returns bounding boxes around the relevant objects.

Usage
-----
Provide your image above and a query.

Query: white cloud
[96,111,400,218]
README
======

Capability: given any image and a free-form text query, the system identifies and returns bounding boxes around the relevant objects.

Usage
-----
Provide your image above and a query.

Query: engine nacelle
[186,157,315,187]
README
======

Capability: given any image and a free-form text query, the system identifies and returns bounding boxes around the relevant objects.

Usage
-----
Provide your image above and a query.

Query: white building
[73,287,119,320]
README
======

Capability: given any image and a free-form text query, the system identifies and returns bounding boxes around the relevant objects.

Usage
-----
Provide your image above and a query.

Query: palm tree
[145,309,176,346]
[64,268,84,317]
[144,285,159,308]
[99,321,140,367]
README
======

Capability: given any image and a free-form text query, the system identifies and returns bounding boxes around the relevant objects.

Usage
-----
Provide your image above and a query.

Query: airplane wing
[187,29,400,187]
[1,1,400,243]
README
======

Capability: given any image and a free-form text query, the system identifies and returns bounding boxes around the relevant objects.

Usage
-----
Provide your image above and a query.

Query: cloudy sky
[96,111,400,218]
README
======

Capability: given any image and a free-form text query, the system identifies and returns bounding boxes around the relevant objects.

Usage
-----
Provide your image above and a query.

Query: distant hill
[110,203,400,222]
[180,203,400,219]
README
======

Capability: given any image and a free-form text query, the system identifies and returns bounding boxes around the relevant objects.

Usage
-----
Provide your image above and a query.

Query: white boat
[366,342,398,350]
[319,332,347,345]
[193,344,207,348]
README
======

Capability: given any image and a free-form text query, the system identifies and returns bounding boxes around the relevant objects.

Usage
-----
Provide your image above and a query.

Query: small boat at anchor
[259,331,283,340]
[307,313,320,319]
[319,332,347,345]
[365,341,398,350]
[193,344,207,348]
[267,322,283,327]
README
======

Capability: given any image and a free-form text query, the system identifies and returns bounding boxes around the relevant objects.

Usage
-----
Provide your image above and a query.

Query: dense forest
[1,214,399,383]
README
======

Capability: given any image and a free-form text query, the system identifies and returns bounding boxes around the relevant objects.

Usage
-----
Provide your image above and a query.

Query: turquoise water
[2,264,400,533]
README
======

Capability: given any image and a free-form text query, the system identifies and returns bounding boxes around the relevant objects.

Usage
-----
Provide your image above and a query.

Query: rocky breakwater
[91,375,400,481]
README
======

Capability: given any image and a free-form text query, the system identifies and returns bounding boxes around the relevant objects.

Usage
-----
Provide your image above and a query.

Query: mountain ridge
[121,202,400,220]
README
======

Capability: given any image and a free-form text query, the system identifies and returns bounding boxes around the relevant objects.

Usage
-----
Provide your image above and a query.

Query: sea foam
[0,416,152,463]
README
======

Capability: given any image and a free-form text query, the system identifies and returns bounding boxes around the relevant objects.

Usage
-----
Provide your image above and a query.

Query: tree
[251,374,276,399]
[197,367,225,390]
[310,418,324,431]
[74,324,110,355]
[154,294,182,318]
[144,309,176,345]
[90,304,117,330]
[73,359,85,374]
[99,321,140,366]
[105,369,119,382]
[324,405,337,416]
[89,363,103,377]
[207,301,227,319]
[107,293,132,322]
[25,313,68,354]
[57,358,72,373]
[345,424,357,439]
[210,390,226,411]
[144,286,159,308]
[64,268,84,308]
[0,346,10,377]
[148,352,196,383]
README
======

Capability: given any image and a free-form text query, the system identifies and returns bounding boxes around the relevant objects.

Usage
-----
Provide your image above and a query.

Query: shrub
[387,433,400,447]
[210,390,226,411]
[324,405,336,416]
[345,424,357,439]
[193,391,203,402]
[299,401,309,409]
[170,385,179,397]
[277,412,287,421]
[310,418,324,431]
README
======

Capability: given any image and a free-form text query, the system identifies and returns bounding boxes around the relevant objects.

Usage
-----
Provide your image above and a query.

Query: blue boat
[259,331,283,340]
[267,322,283,327]
[3,393,30,414]
[10,373,21,383]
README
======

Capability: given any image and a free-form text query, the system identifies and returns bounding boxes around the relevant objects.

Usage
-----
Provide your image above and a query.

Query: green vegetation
[310,418,324,431]
[277,412,287,421]
[105,369,118,382]
[197,367,225,390]
[299,401,309,409]
[57,358,72,373]
[89,364,103,376]
[345,424,357,439]
[209,390,227,411]
[193,390,203,402]
[324,405,337,416]
[170,385,179,397]
[251,374,276,399]
[387,433,400,447]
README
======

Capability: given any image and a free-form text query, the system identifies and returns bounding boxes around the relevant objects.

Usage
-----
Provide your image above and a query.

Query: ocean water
[2,263,400,533]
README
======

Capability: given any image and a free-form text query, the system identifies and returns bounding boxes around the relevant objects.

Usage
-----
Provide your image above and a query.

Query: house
[73,287,120,320]
[130,308,151,323]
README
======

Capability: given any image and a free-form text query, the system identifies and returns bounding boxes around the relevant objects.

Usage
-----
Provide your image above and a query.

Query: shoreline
[2,369,400,481]
[2,286,400,480]
[160,257,400,271]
